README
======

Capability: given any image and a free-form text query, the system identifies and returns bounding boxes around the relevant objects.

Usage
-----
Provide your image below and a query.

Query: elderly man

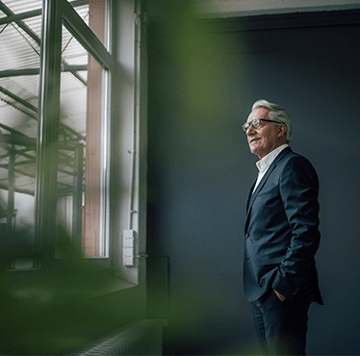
[243,99,323,355]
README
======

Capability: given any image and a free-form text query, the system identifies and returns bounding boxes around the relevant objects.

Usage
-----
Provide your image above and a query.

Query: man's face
[246,107,285,159]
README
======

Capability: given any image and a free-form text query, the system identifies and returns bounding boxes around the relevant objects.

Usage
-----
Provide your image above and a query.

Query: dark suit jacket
[243,147,323,304]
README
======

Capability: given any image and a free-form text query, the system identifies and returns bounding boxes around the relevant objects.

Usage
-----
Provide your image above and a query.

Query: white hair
[252,99,292,142]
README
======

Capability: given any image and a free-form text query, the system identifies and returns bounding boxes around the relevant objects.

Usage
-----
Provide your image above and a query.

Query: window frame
[36,0,113,267]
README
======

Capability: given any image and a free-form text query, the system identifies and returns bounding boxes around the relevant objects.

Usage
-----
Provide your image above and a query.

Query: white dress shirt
[253,144,289,193]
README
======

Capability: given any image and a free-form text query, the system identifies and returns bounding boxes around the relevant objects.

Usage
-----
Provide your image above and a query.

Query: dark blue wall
[147,11,360,355]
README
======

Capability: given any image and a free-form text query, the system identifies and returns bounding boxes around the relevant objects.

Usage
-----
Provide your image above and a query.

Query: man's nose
[246,125,256,136]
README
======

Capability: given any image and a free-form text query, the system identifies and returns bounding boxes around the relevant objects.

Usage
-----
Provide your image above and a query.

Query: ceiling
[146,0,360,19]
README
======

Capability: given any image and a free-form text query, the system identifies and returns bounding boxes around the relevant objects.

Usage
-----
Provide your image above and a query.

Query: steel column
[6,147,15,237]
[35,0,62,264]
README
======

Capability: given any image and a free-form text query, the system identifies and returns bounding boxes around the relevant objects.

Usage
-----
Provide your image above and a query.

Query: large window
[0,0,112,268]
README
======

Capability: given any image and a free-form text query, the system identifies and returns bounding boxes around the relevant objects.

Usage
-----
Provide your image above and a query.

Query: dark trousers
[250,289,314,355]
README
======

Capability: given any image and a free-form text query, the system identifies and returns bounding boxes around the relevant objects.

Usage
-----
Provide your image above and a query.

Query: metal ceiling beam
[0,179,75,197]
[58,167,74,176]
[0,159,80,199]
[0,158,35,170]
[0,183,34,196]
[0,1,40,44]
[0,69,39,77]
[0,86,85,142]
[14,151,36,163]
[0,85,38,113]
[0,7,41,26]
[0,157,78,176]
[0,133,36,147]
[0,150,33,161]
[59,124,85,142]
[0,0,89,87]
[0,136,79,157]
[0,166,35,179]
[13,158,36,166]
[57,182,73,188]
[0,96,37,120]
[16,147,36,155]
[0,65,88,78]
[0,153,10,159]
[0,0,89,26]
[0,160,33,168]
[0,122,27,136]
[1,145,79,181]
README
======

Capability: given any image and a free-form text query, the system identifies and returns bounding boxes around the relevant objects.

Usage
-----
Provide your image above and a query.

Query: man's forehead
[247,107,269,122]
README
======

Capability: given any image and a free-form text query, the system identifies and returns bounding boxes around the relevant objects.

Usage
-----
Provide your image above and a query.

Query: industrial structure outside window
[0,0,112,268]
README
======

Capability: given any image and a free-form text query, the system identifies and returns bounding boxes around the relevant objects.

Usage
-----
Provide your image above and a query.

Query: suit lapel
[245,147,292,228]
[246,179,256,214]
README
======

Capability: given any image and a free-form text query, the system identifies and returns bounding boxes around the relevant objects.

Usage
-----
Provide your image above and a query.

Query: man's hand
[274,289,286,301]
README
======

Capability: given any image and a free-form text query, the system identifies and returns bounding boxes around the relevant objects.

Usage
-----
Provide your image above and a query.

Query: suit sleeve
[272,155,320,300]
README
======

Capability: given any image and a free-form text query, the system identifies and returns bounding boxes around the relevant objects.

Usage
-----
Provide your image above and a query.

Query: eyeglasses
[242,118,282,132]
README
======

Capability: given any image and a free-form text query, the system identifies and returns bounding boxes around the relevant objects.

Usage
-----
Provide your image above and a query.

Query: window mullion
[35,0,63,265]
[60,0,113,70]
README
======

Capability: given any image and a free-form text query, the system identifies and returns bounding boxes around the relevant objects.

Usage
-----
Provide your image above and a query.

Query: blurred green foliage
[0,219,140,355]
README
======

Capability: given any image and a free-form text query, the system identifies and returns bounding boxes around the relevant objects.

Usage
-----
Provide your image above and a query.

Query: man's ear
[278,124,287,138]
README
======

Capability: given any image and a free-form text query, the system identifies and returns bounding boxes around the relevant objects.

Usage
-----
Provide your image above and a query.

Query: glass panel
[70,0,107,46]
[0,0,109,266]
[0,3,41,269]
[0,0,42,14]
[56,22,108,258]
[70,2,89,26]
